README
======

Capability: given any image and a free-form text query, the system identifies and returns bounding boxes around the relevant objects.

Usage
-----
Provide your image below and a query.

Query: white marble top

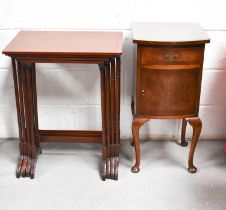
[131,22,210,43]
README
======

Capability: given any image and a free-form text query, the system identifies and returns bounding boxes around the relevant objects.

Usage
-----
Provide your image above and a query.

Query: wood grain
[3,31,123,56]
[131,23,209,174]
[5,31,122,180]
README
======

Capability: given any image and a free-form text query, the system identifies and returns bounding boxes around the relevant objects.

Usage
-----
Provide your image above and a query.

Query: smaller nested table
[3,31,122,180]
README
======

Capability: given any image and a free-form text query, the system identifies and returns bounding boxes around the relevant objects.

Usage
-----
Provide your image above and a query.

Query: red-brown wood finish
[3,31,122,56]
[131,40,209,174]
[3,31,122,180]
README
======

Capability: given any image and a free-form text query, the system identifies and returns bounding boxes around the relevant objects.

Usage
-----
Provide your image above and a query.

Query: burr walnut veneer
[131,23,210,173]
[3,31,122,180]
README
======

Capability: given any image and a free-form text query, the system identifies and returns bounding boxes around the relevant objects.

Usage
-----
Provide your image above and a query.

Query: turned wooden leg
[181,118,188,147]
[131,117,149,173]
[186,117,202,173]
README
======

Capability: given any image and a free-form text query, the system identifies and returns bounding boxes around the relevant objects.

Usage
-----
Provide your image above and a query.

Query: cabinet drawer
[140,46,204,65]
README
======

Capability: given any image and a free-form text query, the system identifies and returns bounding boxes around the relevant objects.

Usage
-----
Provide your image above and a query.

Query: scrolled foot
[106,158,111,179]
[101,156,119,181]
[16,147,41,179]
[110,157,115,180]
[114,156,119,180]
[21,156,29,177]
[131,166,140,173]
[30,159,37,179]
[25,157,32,177]
[16,155,23,178]
[101,160,107,181]
[16,155,32,178]
[188,165,197,173]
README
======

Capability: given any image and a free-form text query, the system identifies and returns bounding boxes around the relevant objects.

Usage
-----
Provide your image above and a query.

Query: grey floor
[0,139,226,210]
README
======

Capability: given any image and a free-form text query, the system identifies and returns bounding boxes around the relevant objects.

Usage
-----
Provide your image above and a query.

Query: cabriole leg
[181,118,188,147]
[131,117,149,173]
[186,117,202,173]
[130,99,135,147]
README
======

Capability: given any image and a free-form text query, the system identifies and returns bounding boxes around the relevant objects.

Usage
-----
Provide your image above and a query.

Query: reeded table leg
[99,57,120,181]
[131,117,149,173]
[186,117,202,173]
[13,57,120,180]
[114,56,120,180]
[181,118,188,147]
[12,60,41,179]
[105,60,111,179]
[99,63,107,180]
[110,57,117,180]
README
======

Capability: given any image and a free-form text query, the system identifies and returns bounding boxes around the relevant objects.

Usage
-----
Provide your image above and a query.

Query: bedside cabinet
[131,23,210,173]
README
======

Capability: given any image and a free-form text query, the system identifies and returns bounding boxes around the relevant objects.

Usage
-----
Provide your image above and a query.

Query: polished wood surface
[3,31,122,180]
[3,31,123,56]
[39,130,102,143]
[140,46,204,65]
[181,119,188,147]
[131,23,209,174]
[131,117,150,173]
[186,117,202,173]
[140,66,200,116]
[131,22,210,44]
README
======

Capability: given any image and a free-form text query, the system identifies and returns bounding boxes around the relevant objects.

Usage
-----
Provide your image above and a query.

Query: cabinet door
[140,66,201,117]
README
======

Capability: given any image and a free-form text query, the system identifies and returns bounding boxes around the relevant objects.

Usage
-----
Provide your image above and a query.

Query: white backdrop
[0,0,226,140]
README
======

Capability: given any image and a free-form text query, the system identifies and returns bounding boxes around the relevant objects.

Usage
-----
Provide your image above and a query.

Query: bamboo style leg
[131,117,150,173]
[186,117,202,173]
[181,118,188,147]
[12,60,41,179]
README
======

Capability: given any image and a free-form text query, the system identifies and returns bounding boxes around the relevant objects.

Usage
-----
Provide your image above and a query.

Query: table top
[2,31,123,56]
[131,22,210,44]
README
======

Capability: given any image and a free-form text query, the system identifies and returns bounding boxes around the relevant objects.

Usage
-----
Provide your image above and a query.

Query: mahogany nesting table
[131,23,210,173]
[2,31,123,180]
